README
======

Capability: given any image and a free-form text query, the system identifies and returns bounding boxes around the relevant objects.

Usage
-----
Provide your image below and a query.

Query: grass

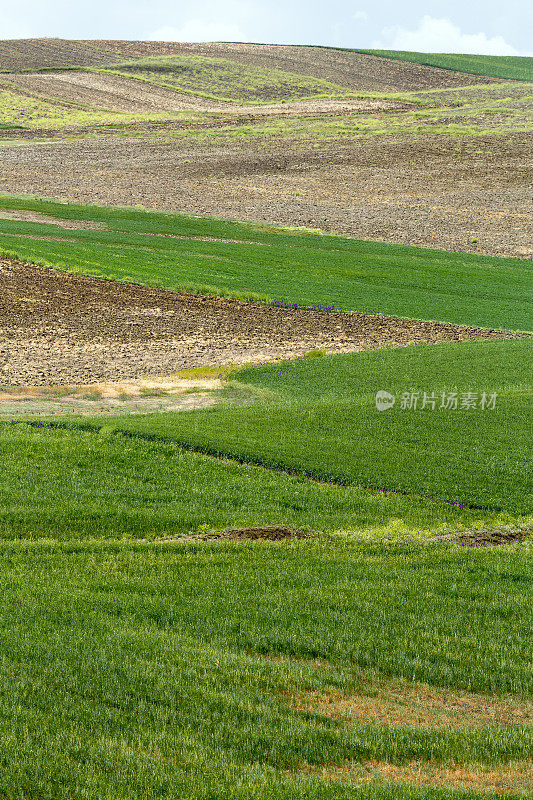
[82,339,533,515]
[0,536,530,798]
[0,421,519,540]
[0,179,531,795]
[0,196,531,330]
[351,50,533,82]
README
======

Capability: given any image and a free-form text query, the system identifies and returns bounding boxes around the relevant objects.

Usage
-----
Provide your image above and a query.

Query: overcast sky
[1,0,531,56]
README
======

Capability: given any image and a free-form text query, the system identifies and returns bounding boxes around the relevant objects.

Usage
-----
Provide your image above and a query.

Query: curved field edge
[54,339,533,515]
[0,196,531,332]
[2,420,530,541]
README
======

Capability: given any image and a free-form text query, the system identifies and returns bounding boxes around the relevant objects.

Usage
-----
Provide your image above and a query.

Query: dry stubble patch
[285,678,533,729]
[285,665,533,793]
[305,759,533,794]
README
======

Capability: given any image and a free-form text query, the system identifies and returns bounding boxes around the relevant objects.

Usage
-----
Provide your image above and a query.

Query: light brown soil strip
[287,683,533,729]
[305,760,533,794]
[0,209,105,229]
[0,376,222,416]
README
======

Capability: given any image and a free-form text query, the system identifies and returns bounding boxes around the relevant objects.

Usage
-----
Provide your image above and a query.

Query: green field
[0,197,531,330]
[1,419,521,540]
[352,50,533,82]
[74,339,532,515]
[0,538,531,799]
[0,193,532,798]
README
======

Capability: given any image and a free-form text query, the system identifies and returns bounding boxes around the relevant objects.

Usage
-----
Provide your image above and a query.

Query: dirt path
[0,258,521,387]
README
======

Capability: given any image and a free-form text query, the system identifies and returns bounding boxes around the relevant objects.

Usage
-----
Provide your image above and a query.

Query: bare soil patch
[194,526,313,541]
[0,209,105,229]
[428,525,531,547]
[0,38,122,72]
[0,376,221,416]
[0,259,520,387]
[2,132,529,257]
[0,71,228,113]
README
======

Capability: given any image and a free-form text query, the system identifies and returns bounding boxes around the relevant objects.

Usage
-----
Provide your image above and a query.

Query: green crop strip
[82,339,532,515]
[0,197,531,330]
[1,420,524,541]
[345,50,533,82]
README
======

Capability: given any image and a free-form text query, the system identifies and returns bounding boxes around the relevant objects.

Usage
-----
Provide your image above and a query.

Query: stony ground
[0,258,520,387]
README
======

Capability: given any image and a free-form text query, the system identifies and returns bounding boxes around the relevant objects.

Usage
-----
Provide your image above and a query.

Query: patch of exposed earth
[175,526,315,542]
[427,525,532,547]
[0,258,521,388]
[0,376,223,416]
[1,132,530,257]
[0,209,105,229]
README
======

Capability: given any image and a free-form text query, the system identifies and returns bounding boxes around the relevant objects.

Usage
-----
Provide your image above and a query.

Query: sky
[0,0,531,56]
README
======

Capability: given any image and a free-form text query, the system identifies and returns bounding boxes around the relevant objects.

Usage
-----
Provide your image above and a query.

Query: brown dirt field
[0,70,405,115]
[86,41,502,92]
[0,71,229,113]
[0,39,499,92]
[0,258,519,386]
[1,131,530,258]
[0,38,122,72]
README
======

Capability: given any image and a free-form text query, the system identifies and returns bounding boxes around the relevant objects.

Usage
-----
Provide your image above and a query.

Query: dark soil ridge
[428,526,531,547]
[190,525,314,541]
[0,258,524,386]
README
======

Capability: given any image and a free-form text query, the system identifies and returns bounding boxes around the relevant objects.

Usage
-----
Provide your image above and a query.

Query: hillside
[0,35,531,800]
[0,40,531,258]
